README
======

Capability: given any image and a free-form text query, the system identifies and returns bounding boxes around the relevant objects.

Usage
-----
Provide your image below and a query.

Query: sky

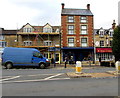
[0,0,119,30]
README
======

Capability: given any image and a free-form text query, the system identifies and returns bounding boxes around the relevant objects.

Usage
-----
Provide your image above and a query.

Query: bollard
[115,61,120,73]
[76,61,82,73]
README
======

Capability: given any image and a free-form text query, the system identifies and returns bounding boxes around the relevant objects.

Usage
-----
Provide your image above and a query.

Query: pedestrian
[99,57,101,66]
[88,56,91,67]
[64,57,68,68]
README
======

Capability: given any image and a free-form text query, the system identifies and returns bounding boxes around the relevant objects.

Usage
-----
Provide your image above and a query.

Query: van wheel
[39,63,45,69]
[6,63,13,69]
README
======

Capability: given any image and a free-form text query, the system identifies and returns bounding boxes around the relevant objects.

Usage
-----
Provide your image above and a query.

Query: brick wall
[61,15,94,47]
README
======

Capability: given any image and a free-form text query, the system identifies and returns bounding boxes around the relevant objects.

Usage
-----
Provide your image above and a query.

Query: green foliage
[112,25,120,61]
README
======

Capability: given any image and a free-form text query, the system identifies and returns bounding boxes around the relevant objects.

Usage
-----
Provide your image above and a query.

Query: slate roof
[2,30,17,35]
[61,8,93,16]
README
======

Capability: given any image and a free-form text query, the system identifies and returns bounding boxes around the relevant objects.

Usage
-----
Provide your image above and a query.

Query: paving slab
[66,72,116,78]
[106,71,120,76]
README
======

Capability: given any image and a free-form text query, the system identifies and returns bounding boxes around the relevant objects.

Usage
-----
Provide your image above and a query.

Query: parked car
[2,47,50,69]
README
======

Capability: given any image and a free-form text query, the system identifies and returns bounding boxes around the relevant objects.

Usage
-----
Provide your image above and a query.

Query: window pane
[81,31,87,34]
[68,43,74,47]
[68,25,74,29]
[81,26,87,29]
[68,16,74,22]
[68,38,74,43]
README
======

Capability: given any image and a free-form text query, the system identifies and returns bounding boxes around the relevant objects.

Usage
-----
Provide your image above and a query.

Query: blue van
[2,47,50,69]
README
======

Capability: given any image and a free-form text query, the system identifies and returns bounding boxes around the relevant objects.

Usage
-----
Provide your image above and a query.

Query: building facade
[17,23,61,63]
[0,28,17,59]
[61,3,94,62]
[94,20,116,64]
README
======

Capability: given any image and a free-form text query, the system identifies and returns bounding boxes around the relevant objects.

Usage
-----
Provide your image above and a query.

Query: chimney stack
[87,4,90,10]
[112,20,116,29]
[61,3,65,9]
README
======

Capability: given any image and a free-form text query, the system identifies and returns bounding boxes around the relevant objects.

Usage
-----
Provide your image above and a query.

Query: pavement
[50,64,118,78]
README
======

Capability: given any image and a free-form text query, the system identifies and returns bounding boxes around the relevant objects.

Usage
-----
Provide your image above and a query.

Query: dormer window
[99,31,104,37]
[109,30,113,37]
[55,29,59,33]
[43,23,52,33]
[43,28,52,33]
[23,28,32,32]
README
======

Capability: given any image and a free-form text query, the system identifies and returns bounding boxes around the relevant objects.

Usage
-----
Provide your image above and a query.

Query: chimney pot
[112,20,116,29]
[61,3,65,9]
[87,4,90,10]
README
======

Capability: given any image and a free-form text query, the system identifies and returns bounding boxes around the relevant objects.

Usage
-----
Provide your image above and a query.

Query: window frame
[81,25,87,35]
[100,40,104,47]
[81,38,87,47]
[68,38,74,47]
[80,16,87,23]
[0,41,7,47]
[68,25,74,34]
[23,41,32,46]
[68,16,74,23]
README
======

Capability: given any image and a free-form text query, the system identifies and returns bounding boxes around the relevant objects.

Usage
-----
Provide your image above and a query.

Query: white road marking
[1,77,70,84]
[44,73,64,80]
[1,73,69,83]
[0,76,20,81]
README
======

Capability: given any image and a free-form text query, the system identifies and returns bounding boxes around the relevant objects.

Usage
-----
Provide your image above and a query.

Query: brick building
[61,3,94,62]
[17,23,61,63]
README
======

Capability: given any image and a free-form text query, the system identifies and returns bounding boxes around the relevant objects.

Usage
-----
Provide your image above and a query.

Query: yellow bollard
[76,61,82,73]
[115,61,120,73]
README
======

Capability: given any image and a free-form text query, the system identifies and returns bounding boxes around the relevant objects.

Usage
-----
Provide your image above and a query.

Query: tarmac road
[1,66,118,96]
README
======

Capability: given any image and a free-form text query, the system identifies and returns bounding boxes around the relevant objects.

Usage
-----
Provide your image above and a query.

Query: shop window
[96,53,113,61]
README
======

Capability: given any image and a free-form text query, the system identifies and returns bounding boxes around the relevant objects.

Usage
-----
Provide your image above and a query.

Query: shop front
[96,48,114,63]
[62,47,94,63]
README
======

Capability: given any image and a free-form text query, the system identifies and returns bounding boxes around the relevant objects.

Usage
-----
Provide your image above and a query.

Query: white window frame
[81,25,87,35]
[68,38,74,47]
[100,40,104,47]
[0,41,7,47]
[23,28,32,32]
[99,30,104,37]
[68,16,74,22]
[81,38,87,47]
[80,16,87,23]
[44,41,52,46]
[68,25,74,34]
[43,28,52,33]
[0,35,5,40]
[109,30,113,37]
[24,41,32,46]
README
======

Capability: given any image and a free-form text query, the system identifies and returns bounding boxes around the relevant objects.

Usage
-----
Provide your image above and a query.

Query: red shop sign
[96,48,112,53]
